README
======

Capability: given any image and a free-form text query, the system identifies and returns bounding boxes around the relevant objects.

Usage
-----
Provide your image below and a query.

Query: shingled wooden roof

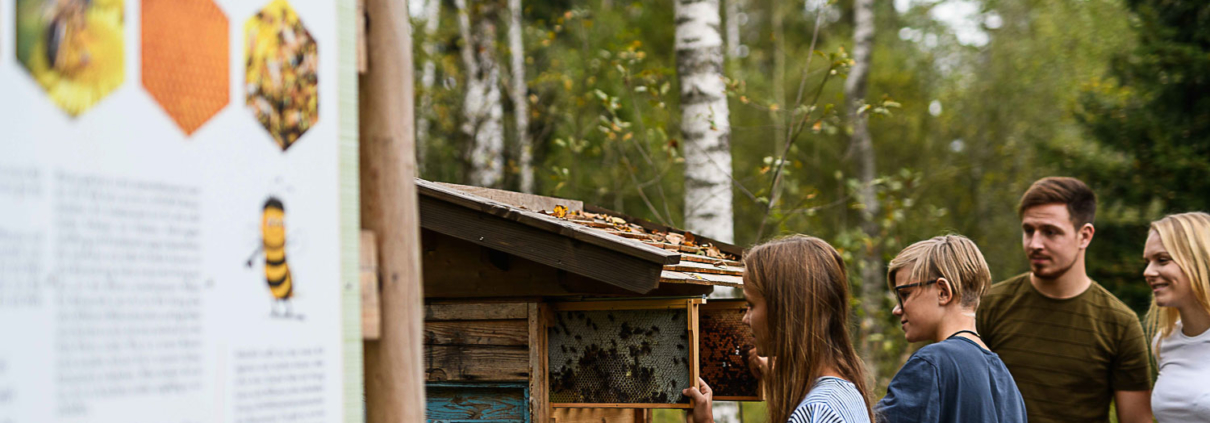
[416,179,743,295]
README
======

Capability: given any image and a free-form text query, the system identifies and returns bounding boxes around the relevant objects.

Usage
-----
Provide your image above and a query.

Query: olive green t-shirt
[976,273,1151,423]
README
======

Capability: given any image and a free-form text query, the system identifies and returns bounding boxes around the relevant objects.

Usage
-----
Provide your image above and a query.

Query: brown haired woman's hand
[747,348,769,379]
[682,377,713,423]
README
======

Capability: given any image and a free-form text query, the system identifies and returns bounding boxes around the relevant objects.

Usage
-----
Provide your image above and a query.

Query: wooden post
[360,0,424,420]
[529,303,551,423]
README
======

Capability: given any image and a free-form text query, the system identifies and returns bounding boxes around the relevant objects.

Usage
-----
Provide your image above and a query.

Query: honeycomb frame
[699,300,763,401]
[546,298,701,409]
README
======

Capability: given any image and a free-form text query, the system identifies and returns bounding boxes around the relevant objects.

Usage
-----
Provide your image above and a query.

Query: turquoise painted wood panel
[426,383,529,423]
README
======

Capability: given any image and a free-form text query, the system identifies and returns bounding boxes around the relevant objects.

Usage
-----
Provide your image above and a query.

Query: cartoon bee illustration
[246,197,296,317]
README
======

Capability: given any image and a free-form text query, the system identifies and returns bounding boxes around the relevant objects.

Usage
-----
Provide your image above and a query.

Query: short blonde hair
[1146,212,1210,340]
[887,234,991,308]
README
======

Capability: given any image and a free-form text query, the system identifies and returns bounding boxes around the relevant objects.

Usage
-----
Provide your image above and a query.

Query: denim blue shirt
[875,336,1027,423]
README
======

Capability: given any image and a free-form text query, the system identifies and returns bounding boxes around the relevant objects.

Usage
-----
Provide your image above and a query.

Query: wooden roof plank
[659,270,744,288]
[419,194,662,294]
[417,179,679,266]
[664,261,744,276]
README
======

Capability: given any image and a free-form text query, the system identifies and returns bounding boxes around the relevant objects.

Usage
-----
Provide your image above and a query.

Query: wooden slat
[677,254,742,267]
[664,260,744,276]
[426,303,528,321]
[602,230,653,240]
[642,241,702,254]
[419,194,666,293]
[549,298,701,312]
[659,271,743,288]
[360,230,381,340]
[424,320,528,346]
[438,182,584,214]
[529,303,550,423]
[567,219,612,229]
[583,204,745,258]
[425,345,529,382]
[688,300,700,411]
[427,384,527,421]
[417,179,679,265]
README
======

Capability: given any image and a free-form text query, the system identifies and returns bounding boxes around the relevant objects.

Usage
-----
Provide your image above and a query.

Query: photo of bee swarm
[244,0,319,151]
[548,308,692,405]
[700,302,760,399]
[15,0,125,117]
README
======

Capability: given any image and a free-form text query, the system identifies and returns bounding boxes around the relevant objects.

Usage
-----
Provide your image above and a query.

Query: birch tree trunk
[508,0,533,193]
[845,0,881,382]
[678,10,742,423]
[457,0,505,188]
[676,0,734,245]
[416,0,442,174]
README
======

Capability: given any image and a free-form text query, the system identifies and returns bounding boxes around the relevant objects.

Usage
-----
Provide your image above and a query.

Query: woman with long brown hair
[684,235,874,423]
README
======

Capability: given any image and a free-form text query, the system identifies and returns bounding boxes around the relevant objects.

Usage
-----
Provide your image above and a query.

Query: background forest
[408,0,1209,416]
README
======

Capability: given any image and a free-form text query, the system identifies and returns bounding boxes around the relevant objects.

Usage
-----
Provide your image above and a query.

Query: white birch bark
[676,0,734,245]
[456,0,505,188]
[845,0,881,382]
[416,0,442,172]
[508,0,533,193]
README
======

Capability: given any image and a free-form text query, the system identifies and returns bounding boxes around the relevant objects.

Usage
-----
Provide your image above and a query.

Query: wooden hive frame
[546,298,702,410]
[698,300,764,402]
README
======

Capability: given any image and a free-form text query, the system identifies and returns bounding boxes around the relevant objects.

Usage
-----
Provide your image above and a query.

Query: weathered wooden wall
[425,303,530,382]
[427,382,528,423]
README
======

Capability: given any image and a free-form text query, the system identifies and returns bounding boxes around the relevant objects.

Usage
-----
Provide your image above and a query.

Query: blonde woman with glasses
[875,235,1026,422]
[1143,212,1210,422]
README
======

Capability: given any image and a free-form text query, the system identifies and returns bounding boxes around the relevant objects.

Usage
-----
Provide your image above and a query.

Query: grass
[652,402,768,423]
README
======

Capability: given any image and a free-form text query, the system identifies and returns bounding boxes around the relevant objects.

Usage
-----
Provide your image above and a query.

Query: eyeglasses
[893,279,939,309]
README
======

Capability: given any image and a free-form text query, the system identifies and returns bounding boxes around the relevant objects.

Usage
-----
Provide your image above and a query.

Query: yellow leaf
[553,205,568,218]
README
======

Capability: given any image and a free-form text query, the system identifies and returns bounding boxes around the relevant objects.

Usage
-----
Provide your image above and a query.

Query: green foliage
[1071,0,1210,314]
[413,0,1178,397]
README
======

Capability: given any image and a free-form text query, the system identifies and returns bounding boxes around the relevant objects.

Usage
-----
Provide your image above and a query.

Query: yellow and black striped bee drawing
[245,197,297,318]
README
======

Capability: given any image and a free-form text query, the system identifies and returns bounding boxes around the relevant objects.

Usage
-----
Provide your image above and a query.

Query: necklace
[947,329,981,339]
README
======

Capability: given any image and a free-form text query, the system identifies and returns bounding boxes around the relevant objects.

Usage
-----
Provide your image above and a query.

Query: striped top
[788,377,871,423]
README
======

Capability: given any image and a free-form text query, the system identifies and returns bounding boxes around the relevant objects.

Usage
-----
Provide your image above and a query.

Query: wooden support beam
[360,230,380,340]
[529,303,551,423]
[359,0,423,420]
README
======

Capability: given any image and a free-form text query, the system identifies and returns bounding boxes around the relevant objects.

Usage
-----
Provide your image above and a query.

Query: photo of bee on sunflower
[245,0,319,151]
[15,0,125,117]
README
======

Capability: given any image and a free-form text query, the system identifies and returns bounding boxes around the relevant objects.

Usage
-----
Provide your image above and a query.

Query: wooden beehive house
[412,179,758,423]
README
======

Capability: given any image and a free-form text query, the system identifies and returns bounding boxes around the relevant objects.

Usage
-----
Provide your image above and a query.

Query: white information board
[0,0,360,421]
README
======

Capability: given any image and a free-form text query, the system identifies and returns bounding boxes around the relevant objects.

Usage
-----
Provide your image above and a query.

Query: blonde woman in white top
[1143,212,1210,422]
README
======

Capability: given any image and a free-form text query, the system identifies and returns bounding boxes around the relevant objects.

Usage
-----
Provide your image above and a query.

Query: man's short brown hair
[1017,177,1097,227]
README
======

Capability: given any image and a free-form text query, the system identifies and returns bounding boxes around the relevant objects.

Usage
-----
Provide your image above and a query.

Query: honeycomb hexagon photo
[15,0,125,117]
[141,0,229,136]
[245,0,319,151]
